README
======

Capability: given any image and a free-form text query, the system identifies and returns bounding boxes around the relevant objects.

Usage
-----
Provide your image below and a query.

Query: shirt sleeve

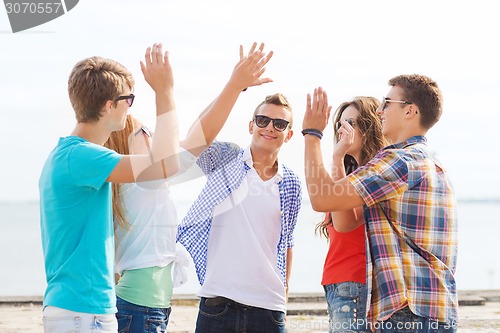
[286,175,302,248]
[68,141,121,190]
[196,141,240,175]
[347,149,409,207]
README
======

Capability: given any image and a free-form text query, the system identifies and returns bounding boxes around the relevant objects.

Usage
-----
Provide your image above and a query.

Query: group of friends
[38,42,458,333]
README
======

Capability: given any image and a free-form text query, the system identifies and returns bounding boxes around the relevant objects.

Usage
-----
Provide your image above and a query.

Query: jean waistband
[203,296,255,309]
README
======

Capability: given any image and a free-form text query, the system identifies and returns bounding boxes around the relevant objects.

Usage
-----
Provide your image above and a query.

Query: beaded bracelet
[301,128,323,139]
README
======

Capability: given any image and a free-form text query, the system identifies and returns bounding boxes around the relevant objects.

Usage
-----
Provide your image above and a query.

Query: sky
[0,0,499,202]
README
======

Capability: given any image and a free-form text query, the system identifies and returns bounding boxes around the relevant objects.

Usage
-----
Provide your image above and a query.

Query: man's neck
[249,146,279,181]
[390,126,426,145]
[70,122,111,146]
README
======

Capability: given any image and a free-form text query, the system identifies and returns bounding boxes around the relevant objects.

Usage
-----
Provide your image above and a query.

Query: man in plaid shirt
[302,76,458,332]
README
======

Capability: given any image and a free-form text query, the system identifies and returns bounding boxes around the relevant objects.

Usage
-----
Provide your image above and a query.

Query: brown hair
[68,56,134,123]
[388,74,443,130]
[316,96,388,238]
[103,115,135,230]
[253,93,293,128]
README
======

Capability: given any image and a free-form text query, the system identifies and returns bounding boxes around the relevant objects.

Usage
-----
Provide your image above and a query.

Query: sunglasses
[381,97,412,110]
[254,115,290,132]
[335,118,356,131]
[115,93,135,107]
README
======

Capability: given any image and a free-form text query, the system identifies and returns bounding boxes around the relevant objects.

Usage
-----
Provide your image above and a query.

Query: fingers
[248,42,257,55]
[239,45,244,60]
[309,87,330,118]
[257,42,265,54]
[163,50,170,66]
[144,43,167,66]
[155,43,163,64]
[144,46,152,65]
[306,93,312,113]
[140,61,146,76]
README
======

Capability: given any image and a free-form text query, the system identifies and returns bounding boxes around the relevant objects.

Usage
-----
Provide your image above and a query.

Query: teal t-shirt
[39,136,121,314]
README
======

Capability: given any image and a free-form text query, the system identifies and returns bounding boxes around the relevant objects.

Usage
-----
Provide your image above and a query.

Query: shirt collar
[242,145,283,183]
[384,135,427,150]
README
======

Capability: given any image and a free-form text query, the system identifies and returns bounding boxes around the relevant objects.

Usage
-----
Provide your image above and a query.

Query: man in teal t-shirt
[39,43,179,333]
[40,138,121,314]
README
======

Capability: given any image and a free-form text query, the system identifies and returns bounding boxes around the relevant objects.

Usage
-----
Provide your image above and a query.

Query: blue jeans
[195,297,286,333]
[116,296,171,333]
[324,282,370,333]
[43,306,117,333]
[376,307,457,333]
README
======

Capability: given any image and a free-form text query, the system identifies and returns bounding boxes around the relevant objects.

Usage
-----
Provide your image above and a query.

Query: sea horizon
[1,199,500,297]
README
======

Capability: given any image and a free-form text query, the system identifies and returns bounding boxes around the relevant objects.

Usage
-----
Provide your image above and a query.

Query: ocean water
[0,200,499,297]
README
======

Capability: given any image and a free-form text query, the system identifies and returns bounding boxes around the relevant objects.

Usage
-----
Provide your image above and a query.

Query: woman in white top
[105,42,274,333]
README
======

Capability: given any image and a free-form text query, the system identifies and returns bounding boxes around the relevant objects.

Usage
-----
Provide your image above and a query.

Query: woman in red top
[316,96,387,333]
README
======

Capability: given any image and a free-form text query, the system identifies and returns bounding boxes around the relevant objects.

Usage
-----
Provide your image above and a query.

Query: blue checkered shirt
[177,141,302,286]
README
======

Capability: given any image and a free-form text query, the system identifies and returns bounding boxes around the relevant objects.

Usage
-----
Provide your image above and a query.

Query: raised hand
[227,42,274,91]
[333,119,355,159]
[140,43,174,94]
[303,87,332,132]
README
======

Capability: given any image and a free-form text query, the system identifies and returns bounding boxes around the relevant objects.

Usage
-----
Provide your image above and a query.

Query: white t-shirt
[115,179,179,274]
[198,148,286,312]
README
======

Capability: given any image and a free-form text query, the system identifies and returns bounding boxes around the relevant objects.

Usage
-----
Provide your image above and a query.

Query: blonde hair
[316,96,388,238]
[253,93,293,128]
[103,115,135,230]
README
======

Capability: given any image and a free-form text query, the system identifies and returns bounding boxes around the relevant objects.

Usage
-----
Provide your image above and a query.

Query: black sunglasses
[335,118,356,131]
[381,96,412,110]
[115,93,135,107]
[254,115,290,132]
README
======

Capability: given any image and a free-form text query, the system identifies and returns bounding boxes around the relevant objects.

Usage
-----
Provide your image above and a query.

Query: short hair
[253,93,293,128]
[388,74,442,130]
[68,56,134,123]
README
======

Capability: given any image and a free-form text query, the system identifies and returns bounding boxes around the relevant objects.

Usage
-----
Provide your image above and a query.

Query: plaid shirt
[177,141,302,286]
[347,136,458,325]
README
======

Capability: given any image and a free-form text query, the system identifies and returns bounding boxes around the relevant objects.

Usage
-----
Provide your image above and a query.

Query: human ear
[103,100,114,114]
[284,129,294,143]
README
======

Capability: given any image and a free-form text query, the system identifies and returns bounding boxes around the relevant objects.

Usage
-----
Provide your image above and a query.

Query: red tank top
[321,218,366,285]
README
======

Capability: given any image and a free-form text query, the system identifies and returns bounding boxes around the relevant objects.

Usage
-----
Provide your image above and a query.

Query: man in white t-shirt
[178,93,302,333]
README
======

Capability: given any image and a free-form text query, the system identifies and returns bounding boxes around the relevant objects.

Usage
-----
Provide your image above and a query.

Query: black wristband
[301,128,323,139]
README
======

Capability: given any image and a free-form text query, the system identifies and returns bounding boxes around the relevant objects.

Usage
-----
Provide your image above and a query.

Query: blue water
[0,200,499,296]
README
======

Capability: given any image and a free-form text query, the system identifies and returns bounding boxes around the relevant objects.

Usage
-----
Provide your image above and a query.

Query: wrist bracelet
[301,128,323,139]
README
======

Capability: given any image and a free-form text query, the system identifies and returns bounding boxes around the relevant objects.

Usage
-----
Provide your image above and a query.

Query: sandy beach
[1,291,500,333]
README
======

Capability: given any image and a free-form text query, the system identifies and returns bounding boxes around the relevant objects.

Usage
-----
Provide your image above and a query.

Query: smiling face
[378,86,410,143]
[248,103,293,155]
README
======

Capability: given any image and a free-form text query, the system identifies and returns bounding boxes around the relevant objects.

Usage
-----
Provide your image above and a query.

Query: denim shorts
[195,297,285,333]
[324,281,370,333]
[42,306,118,333]
[116,296,171,333]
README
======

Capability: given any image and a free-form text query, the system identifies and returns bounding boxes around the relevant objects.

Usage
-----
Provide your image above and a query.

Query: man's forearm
[181,83,241,156]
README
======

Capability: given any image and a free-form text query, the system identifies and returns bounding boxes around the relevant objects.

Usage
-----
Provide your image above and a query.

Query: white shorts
[42,306,117,333]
